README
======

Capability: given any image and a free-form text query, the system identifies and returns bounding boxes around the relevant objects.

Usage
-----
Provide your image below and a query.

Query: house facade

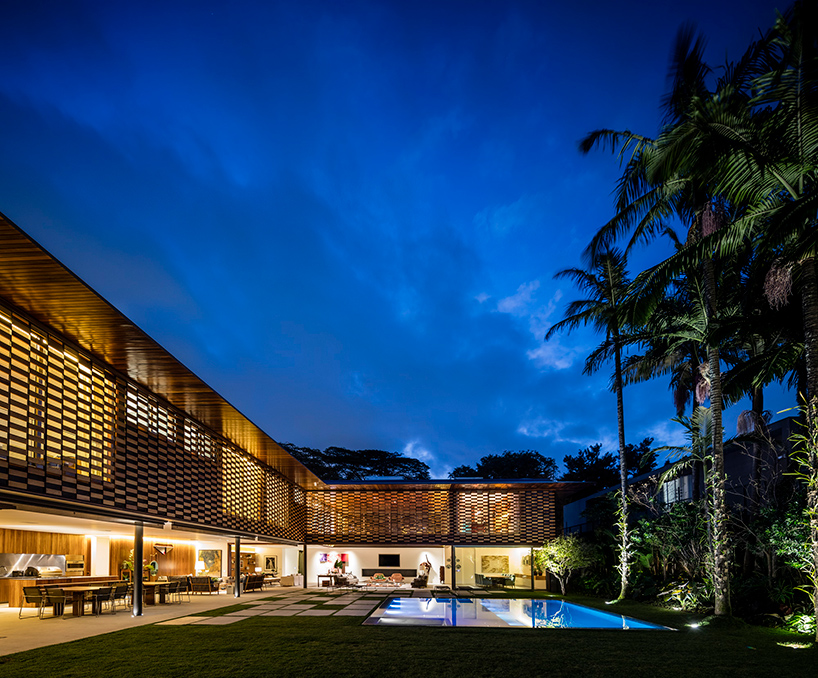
[0,212,578,609]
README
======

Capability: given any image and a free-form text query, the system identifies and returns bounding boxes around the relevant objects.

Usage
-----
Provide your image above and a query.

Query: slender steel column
[132,522,143,616]
[234,536,241,598]
[530,547,535,591]
[452,545,457,589]
[302,541,307,589]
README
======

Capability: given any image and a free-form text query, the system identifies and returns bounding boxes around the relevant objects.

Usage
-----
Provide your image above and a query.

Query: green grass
[0,595,814,678]
[194,604,256,617]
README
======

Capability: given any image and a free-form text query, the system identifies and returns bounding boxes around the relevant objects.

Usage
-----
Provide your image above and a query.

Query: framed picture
[319,553,329,563]
[198,549,222,577]
[481,555,509,574]
[265,555,278,572]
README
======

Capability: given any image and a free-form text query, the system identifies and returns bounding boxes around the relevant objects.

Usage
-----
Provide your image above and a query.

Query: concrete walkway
[0,587,383,657]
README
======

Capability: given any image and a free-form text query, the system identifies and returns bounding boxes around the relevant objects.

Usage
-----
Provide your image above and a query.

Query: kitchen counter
[0,575,119,608]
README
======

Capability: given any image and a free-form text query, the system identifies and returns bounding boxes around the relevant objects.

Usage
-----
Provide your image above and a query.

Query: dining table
[142,581,170,605]
[61,585,106,616]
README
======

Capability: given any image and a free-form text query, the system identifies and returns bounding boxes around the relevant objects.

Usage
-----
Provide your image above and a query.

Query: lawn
[0,594,814,678]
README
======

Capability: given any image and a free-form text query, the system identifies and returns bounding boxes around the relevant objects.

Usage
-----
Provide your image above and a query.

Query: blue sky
[0,0,794,477]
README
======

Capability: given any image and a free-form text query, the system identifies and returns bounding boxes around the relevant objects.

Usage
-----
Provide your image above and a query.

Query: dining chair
[19,586,45,619]
[112,582,130,610]
[92,587,115,615]
[41,587,67,618]
[166,580,181,604]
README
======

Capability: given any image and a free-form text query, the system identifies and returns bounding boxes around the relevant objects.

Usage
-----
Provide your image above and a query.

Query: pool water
[363,597,671,629]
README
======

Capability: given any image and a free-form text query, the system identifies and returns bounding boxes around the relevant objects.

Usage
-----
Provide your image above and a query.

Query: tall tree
[578,27,762,616]
[281,443,431,481]
[449,450,558,480]
[546,248,633,600]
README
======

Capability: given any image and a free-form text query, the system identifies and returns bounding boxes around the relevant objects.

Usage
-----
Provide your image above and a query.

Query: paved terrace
[0,585,486,656]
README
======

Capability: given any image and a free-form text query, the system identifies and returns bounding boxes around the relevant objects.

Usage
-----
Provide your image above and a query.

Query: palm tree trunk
[797,257,818,642]
[614,336,629,600]
[801,257,818,400]
[703,249,731,617]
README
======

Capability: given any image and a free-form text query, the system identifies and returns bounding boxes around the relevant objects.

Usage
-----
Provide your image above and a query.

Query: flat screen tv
[378,554,400,568]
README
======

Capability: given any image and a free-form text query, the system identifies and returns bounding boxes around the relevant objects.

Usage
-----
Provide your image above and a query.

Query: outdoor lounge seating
[242,573,265,592]
[190,576,219,594]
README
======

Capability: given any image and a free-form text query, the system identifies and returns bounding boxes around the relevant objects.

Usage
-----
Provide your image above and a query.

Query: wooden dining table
[142,581,170,605]
[61,585,106,616]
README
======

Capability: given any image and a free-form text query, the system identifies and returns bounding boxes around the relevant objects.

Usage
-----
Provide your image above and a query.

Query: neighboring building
[563,417,798,534]
[0,212,582,607]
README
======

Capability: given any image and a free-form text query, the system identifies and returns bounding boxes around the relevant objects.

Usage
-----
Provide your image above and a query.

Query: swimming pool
[363,597,672,629]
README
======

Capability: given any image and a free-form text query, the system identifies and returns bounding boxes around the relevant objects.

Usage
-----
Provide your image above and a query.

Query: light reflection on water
[364,597,670,629]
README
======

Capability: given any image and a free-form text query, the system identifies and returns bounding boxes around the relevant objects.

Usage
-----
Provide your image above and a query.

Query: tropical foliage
[534,534,600,596]
[552,1,817,634]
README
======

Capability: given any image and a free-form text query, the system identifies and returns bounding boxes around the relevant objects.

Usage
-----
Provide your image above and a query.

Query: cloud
[494,282,581,370]
[640,419,688,449]
[517,416,617,452]
[402,440,450,479]
[526,339,583,370]
[473,193,546,235]
[496,280,540,315]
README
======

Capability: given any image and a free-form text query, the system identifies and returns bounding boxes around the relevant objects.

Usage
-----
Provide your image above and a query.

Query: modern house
[0,212,582,611]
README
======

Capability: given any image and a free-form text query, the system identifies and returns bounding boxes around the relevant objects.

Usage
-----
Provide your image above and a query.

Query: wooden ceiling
[0,211,326,489]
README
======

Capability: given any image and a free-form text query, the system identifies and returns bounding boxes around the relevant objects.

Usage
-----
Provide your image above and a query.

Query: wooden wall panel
[108,537,196,577]
[0,528,87,557]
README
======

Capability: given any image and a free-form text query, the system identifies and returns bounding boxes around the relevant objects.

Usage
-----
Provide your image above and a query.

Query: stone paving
[154,588,388,627]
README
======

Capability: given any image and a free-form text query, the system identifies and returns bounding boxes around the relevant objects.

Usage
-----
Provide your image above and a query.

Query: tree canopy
[559,438,655,490]
[281,443,430,481]
[448,450,558,479]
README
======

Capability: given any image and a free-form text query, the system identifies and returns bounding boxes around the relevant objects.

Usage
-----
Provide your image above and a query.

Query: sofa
[189,576,219,594]
[242,573,265,592]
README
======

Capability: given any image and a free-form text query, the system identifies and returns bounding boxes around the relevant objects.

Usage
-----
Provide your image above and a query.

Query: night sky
[0,0,794,477]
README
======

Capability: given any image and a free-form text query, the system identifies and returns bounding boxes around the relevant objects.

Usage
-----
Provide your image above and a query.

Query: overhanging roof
[0,211,326,489]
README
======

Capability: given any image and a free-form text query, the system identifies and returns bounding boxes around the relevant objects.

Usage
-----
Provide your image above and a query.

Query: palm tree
[546,248,633,599]
[579,27,746,615]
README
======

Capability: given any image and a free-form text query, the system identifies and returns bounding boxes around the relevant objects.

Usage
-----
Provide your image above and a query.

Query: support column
[302,541,308,589]
[452,545,457,589]
[132,522,143,617]
[234,536,241,598]
[530,547,535,591]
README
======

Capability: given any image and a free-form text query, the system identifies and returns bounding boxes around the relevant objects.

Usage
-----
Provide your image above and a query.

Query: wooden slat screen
[0,301,305,541]
[306,487,557,545]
